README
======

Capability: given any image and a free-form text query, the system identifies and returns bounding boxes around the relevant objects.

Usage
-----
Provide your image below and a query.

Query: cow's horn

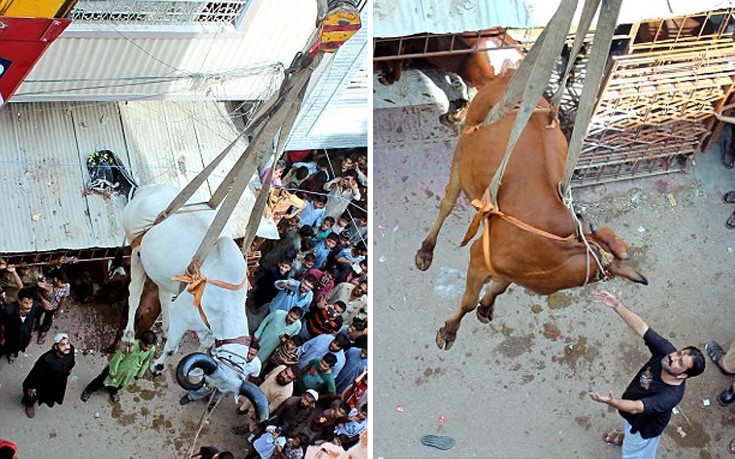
[175,352,217,391]
[240,381,270,423]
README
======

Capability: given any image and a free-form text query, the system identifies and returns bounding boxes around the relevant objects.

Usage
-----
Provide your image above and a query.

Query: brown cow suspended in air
[415,69,647,351]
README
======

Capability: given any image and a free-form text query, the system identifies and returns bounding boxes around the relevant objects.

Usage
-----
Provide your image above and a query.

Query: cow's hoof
[436,327,455,351]
[415,249,434,271]
[476,306,494,324]
[438,113,455,129]
[378,74,395,86]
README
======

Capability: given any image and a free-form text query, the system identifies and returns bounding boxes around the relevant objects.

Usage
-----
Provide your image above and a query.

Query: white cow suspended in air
[120,183,267,421]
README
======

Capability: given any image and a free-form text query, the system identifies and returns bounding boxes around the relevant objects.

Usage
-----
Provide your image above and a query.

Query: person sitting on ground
[81,331,157,404]
[704,338,735,406]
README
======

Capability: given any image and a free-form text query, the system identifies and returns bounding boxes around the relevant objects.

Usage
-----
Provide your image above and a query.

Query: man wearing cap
[21,332,75,418]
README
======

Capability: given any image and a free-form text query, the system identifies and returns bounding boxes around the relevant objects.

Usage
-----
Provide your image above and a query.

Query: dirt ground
[373,71,735,458]
[0,285,253,458]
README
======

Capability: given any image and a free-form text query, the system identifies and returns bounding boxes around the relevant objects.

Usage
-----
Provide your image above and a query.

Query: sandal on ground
[81,390,92,402]
[420,435,456,450]
[705,341,735,376]
[724,145,735,169]
[110,392,121,404]
[37,332,47,345]
[602,430,624,447]
[718,386,735,407]
[7,355,15,364]
[729,437,735,454]
[724,191,735,204]
[727,210,735,230]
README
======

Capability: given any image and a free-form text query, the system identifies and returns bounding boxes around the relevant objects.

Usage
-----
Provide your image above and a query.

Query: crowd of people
[0,148,368,459]
[227,148,369,458]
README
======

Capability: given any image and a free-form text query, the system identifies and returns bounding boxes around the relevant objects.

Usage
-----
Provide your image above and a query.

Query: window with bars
[69,0,250,25]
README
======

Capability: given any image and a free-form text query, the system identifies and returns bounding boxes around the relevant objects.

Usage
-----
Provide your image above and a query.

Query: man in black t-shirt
[589,291,705,457]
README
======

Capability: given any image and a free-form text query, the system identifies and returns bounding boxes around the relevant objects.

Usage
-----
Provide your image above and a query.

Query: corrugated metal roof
[0,100,259,254]
[285,7,369,150]
[13,0,317,101]
[374,0,735,38]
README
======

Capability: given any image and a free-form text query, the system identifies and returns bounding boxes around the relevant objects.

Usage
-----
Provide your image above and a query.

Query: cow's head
[585,226,648,285]
[176,352,269,422]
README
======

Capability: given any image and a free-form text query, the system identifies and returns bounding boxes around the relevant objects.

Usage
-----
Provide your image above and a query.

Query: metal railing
[69,0,250,25]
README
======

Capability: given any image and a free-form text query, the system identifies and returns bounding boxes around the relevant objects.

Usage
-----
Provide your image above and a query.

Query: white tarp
[374,0,735,38]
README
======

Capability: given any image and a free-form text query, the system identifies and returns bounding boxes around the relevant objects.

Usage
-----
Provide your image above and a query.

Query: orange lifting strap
[171,259,247,330]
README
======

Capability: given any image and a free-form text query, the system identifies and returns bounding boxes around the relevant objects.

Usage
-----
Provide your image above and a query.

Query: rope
[559,186,606,287]
[171,258,247,329]
[186,390,222,459]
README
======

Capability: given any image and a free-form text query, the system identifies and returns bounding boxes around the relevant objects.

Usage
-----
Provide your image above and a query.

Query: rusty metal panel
[0,99,260,254]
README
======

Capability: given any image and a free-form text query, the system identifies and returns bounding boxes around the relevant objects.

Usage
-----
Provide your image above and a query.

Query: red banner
[0,17,70,107]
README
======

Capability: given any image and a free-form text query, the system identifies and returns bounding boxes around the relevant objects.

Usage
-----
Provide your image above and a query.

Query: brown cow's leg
[436,254,489,351]
[476,278,511,323]
[416,156,462,271]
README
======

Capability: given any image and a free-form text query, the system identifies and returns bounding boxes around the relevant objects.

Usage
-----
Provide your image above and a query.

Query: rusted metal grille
[373,28,517,61]
[565,9,735,186]
[69,0,250,25]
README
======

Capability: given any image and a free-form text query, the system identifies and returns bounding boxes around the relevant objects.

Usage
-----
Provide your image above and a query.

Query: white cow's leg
[150,315,186,375]
[123,247,146,350]
[157,289,175,341]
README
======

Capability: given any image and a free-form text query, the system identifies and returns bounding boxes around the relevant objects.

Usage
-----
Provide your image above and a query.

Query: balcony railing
[69,0,250,25]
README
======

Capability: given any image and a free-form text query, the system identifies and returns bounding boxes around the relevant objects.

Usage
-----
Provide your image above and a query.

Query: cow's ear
[607,260,648,286]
